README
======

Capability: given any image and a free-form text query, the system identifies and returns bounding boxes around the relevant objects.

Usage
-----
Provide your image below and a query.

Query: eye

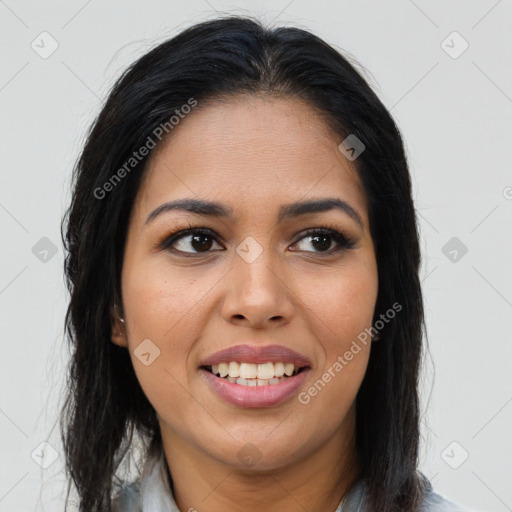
[158,224,356,256]
[291,227,356,254]
[159,227,223,255]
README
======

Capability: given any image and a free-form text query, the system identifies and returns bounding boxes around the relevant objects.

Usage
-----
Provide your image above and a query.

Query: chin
[208,438,310,474]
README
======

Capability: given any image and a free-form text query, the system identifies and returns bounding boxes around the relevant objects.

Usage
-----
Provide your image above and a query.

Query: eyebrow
[145,197,364,228]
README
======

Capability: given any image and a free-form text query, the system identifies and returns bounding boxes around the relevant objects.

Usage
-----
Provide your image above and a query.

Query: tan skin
[111,95,379,512]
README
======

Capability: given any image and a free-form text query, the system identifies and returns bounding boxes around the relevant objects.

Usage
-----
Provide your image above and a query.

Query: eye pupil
[191,234,212,252]
[311,234,331,252]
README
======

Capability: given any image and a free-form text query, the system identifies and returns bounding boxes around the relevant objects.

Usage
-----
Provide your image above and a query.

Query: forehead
[134,95,368,224]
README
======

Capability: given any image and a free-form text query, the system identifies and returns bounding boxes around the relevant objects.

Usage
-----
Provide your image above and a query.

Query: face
[112,95,378,473]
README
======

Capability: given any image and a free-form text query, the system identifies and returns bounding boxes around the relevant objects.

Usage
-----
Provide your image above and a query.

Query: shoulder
[111,481,142,512]
[420,487,473,512]
[346,476,475,512]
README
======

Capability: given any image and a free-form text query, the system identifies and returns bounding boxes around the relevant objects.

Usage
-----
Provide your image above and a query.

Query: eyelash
[157,223,357,257]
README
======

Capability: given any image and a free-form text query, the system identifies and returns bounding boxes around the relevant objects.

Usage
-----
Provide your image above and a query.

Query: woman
[60,15,471,512]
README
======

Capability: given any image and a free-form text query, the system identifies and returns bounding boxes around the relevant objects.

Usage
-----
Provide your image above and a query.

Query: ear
[110,305,127,348]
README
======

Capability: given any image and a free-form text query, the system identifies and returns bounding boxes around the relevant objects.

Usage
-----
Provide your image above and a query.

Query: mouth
[199,361,311,408]
[201,361,309,387]
[198,343,312,407]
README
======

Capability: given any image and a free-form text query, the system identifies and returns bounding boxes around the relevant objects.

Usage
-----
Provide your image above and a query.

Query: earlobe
[110,305,127,347]
[111,326,127,347]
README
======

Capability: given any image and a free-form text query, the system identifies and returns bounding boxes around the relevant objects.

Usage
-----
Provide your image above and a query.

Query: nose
[220,243,295,329]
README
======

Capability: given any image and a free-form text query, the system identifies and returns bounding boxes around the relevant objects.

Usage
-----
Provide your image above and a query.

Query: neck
[160,407,360,512]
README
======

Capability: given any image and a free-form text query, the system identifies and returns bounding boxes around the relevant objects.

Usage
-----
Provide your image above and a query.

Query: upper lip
[200,344,312,368]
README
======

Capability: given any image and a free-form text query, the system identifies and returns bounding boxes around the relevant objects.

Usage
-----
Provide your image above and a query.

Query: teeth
[257,362,274,380]
[284,363,294,376]
[207,361,303,384]
[218,362,229,377]
[239,363,258,379]
[234,376,287,386]
[228,361,240,378]
[274,362,285,377]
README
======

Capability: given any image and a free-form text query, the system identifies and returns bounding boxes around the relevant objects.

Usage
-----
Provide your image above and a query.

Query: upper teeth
[212,362,296,379]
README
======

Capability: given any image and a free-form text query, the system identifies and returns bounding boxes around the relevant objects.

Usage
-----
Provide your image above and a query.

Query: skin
[111,94,379,512]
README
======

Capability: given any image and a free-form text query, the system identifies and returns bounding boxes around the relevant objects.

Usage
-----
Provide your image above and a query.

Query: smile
[204,361,305,386]
[200,363,310,407]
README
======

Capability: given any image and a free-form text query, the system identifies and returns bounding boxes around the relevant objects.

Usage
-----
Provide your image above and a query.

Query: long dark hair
[60,15,428,512]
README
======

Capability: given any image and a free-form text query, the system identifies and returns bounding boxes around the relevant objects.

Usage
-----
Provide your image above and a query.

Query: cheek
[121,257,216,343]
[301,261,378,344]
[297,259,377,404]
[296,269,375,429]
[120,261,206,416]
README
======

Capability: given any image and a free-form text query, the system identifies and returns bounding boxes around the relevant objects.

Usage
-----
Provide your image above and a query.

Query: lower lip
[200,368,310,408]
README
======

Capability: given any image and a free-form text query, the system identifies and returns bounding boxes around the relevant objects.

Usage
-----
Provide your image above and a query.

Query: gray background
[1,1,511,511]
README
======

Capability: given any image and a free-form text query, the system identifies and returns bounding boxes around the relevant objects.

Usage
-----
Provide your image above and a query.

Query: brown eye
[161,228,223,254]
[292,228,355,254]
